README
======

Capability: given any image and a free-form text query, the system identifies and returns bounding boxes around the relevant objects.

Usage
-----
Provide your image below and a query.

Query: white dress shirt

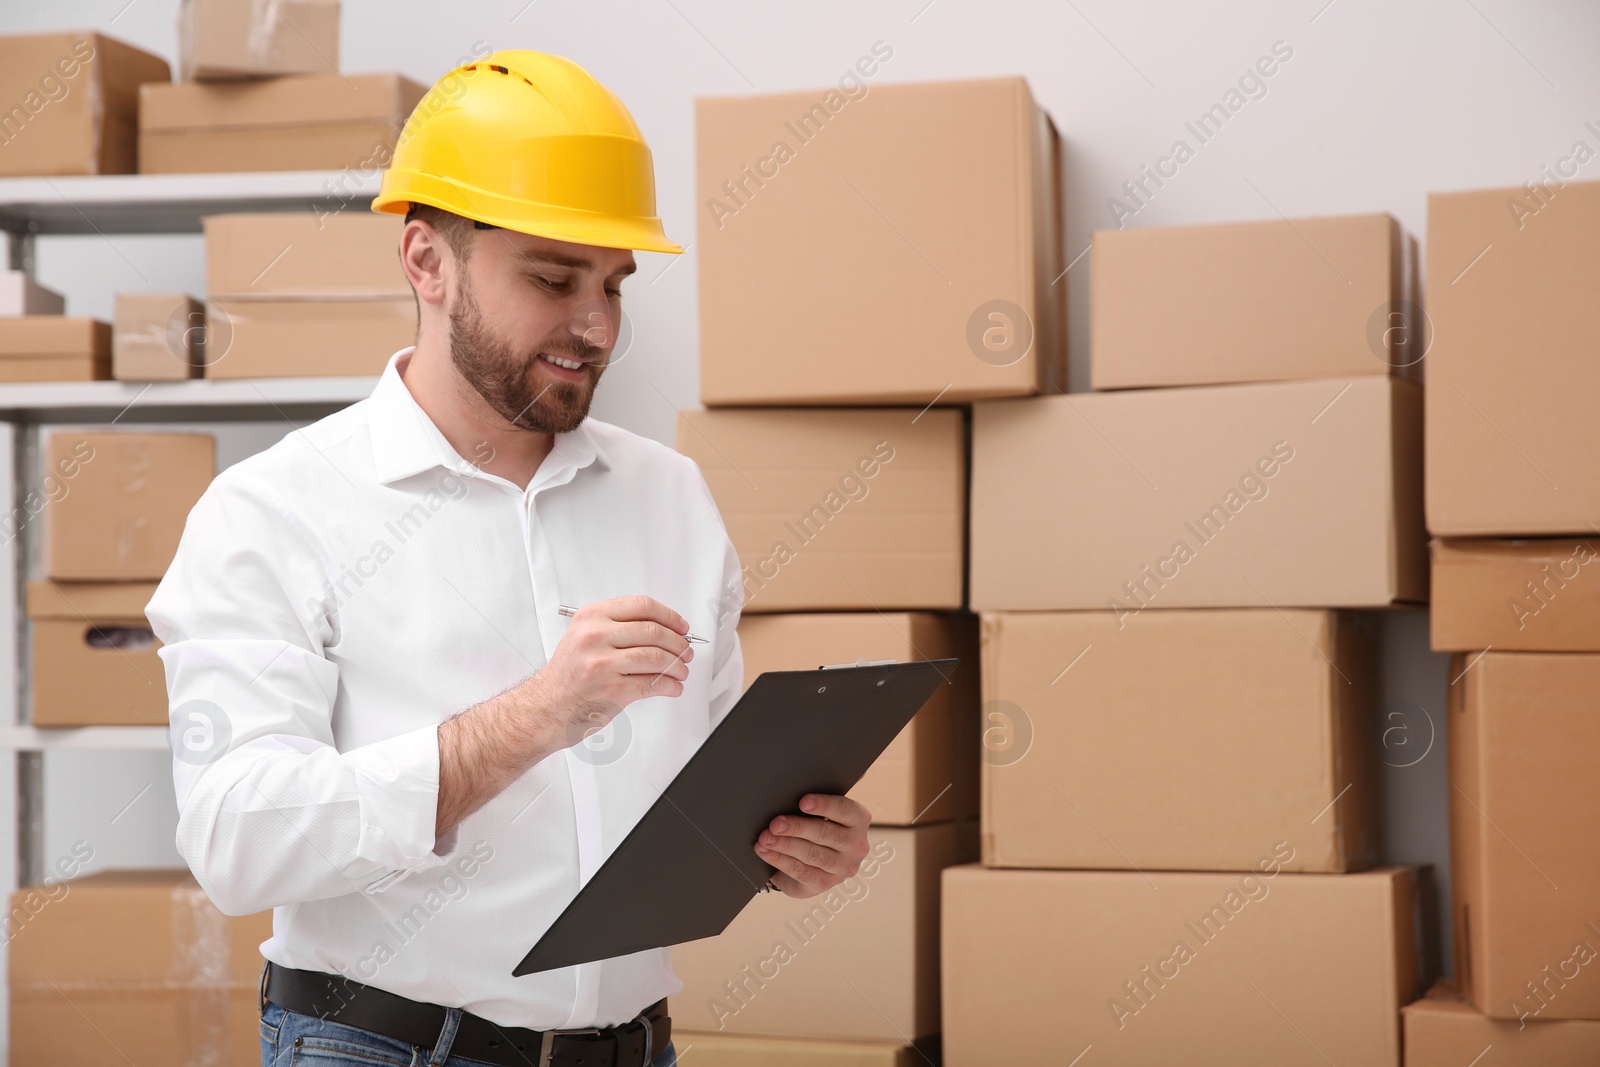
[145,347,746,1029]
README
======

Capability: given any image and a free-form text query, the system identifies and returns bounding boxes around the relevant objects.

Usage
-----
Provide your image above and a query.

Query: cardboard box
[112,293,202,380]
[942,864,1420,1066]
[139,72,424,173]
[739,612,978,825]
[9,869,271,1067]
[668,822,976,1041]
[1092,213,1415,389]
[0,317,110,381]
[1431,538,1600,652]
[27,580,165,726]
[672,1033,926,1066]
[1426,179,1600,535]
[980,609,1379,872]
[0,32,171,176]
[0,270,66,315]
[970,377,1427,610]
[1450,651,1600,1021]
[676,408,965,612]
[179,0,340,81]
[696,76,1065,406]
[44,430,215,581]
[1404,980,1600,1066]
[204,212,408,299]
[206,297,415,378]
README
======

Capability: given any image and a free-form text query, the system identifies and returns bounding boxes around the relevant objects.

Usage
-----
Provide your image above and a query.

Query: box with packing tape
[179,0,340,81]
[43,430,215,581]
[0,32,170,176]
[9,869,272,1067]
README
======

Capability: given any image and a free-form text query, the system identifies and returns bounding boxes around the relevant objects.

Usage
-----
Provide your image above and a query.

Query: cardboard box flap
[141,71,424,131]
[0,318,111,358]
[26,579,160,620]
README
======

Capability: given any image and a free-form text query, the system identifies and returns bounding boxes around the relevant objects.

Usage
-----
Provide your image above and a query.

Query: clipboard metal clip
[820,657,900,670]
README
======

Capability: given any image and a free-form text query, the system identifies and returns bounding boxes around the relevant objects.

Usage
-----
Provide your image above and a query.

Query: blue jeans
[259,999,677,1067]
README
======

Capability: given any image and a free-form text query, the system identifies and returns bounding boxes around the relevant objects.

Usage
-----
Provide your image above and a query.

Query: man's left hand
[755,793,872,898]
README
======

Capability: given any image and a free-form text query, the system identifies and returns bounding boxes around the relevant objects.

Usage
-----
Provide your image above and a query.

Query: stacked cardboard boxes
[203,211,414,377]
[0,32,170,176]
[141,0,427,175]
[669,74,1065,1060]
[8,869,272,1065]
[30,430,214,726]
[951,212,1429,1065]
[1418,178,1600,1058]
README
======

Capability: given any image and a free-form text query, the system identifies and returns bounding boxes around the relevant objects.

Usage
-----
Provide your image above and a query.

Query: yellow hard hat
[372,51,682,254]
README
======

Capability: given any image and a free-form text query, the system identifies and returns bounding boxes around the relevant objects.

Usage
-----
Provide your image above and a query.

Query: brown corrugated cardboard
[44,430,215,580]
[1431,538,1600,652]
[980,609,1379,872]
[206,297,414,378]
[0,32,170,176]
[0,317,110,381]
[0,270,66,315]
[669,822,976,1041]
[677,408,964,612]
[1091,213,1414,389]
[671,1033,922,1066]
[204,212,408,299]
[28,580,165,727]
[112,292,202,380]
[970,377,1427,610]
[1450,651,1600,1021]
[739,613,978,825]
[1426,179,1600,535]
[9,869,270,1067]
[942,864,1419,1066]
[139,72,424,173]
[179,0,340,81]
[696,75,1065,406]
[1404,980,1600,1066]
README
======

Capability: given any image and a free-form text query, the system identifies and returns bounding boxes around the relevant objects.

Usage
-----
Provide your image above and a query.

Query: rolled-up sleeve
[147,471,458,917]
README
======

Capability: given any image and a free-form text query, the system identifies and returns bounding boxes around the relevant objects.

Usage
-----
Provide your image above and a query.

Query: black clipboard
[512,656,958,976]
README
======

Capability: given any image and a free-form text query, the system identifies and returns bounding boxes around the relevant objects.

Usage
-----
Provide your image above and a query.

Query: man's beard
[447,269,606,434]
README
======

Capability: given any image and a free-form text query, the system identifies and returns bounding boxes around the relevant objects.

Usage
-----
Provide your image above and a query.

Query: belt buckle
[538,1025,602,1067]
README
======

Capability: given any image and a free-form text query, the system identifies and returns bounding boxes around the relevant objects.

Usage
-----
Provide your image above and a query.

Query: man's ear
[400,219,449,307]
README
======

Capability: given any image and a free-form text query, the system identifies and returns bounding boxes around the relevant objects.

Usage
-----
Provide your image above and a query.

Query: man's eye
[536,276,571,291]
[605,288,623,299]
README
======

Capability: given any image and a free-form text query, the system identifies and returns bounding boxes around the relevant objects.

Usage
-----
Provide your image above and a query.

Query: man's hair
[403,202,495,262]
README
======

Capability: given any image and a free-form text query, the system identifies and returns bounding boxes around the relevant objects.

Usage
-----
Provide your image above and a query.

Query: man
[147,51,873,1067]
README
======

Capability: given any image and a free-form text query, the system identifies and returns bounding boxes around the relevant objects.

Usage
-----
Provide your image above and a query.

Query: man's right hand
[434,595,696,838]
[527,595,696,747]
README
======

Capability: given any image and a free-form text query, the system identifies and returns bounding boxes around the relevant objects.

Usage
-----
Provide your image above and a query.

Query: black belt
[262,960,670,1067]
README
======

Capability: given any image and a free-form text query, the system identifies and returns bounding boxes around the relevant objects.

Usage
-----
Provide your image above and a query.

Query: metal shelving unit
[0,172,382,893]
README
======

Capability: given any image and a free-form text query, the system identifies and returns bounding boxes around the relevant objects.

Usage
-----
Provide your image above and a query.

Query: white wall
[3,0,1597,1037]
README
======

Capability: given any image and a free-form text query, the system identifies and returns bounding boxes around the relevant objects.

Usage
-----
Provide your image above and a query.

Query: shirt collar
[367,348,612,486]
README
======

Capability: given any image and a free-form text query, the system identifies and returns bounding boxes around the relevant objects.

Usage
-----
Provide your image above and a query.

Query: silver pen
[556,603,709,643]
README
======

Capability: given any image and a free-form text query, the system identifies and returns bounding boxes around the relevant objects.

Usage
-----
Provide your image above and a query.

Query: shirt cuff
[344,723,460,893]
